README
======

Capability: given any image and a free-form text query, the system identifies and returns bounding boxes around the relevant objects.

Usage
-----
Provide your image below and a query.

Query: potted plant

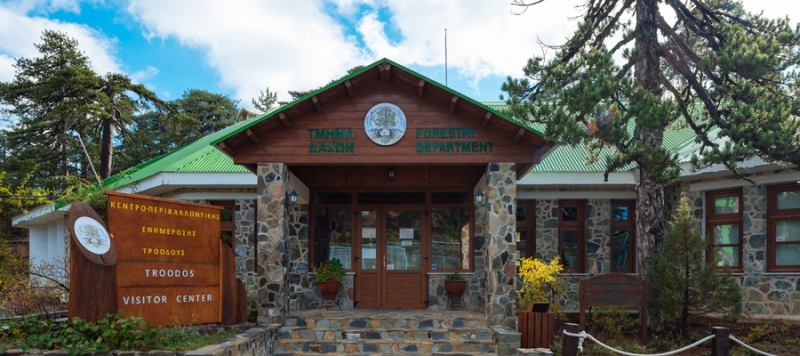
[315,258,345,300]
[517,255,565,349]
[444,272,467,308]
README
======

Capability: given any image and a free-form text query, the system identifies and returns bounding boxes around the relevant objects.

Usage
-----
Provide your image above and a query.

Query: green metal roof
[103,119,252,190]
[211,58,549,146]
[483,101,698,173]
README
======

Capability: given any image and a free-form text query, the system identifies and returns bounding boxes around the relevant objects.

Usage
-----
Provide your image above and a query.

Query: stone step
[284,315,488,330]
[273,339,496,354]
[273,353,497,356]
[278,326,494,342]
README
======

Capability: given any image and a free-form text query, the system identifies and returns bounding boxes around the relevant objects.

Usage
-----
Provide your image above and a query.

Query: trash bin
[518,302,554,349]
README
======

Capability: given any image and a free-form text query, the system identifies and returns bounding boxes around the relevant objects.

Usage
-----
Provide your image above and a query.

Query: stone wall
[255,163,289,324]
[428,273,482,310]
[235,199,257,308]
[482,162,518,327]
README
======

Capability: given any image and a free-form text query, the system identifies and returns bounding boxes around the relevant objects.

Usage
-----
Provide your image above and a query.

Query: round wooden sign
[69,201,117,266]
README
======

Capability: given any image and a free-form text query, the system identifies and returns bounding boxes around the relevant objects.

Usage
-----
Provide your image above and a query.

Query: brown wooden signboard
[579,273,648,344]
[106,191,224,326]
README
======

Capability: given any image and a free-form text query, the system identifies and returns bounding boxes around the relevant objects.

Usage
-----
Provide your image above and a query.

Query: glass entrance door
[356,207,427,309]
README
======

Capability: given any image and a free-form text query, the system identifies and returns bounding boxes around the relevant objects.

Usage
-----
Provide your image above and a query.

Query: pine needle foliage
[648,194,742,338]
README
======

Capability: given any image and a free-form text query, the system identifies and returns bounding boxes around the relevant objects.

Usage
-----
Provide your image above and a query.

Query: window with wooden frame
[767,183,800,272]
[558,200,585,272]
[610,200,635,272]
[706,188,743,271]
[311,192,354,271]
[516,200,536,262]
[212,200,236,248]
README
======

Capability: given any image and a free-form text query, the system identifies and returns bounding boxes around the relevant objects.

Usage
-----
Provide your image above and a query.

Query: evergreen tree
[648,194,742,338]
[251,87,278,113]
[503,0,800,277]
[94,73,170,179]
[172,89,240,136]
[0,30,102,191]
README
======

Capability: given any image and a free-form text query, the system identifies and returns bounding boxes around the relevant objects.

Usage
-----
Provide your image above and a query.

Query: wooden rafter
[379,64,388,83]
[384,64,392,83]
[312,96,323,112]
[417,80,426,98]
[481,112,492,128]
[345,80,355,98]
[279,112,293,129]
[533,142,557,164]
[218,142,236,156]
[245,129,261,145]
[512,127,525,144]
[450,96,459,113]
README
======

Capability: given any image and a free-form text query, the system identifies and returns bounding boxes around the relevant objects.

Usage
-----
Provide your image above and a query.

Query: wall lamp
[388,167,395,183]
[285,189,298,209]
[475,189,484,204]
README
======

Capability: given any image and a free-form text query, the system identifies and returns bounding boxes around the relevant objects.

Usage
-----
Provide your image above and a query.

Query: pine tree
[172,89,240,136]
[0,30,102,191]
[648,194,742,338]
[503,0,800,278]
[251,87,278,113]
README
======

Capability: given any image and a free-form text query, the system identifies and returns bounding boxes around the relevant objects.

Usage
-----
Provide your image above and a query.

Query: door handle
[355,256,360,260]
[383,255,386,267]
[423,256,428,260]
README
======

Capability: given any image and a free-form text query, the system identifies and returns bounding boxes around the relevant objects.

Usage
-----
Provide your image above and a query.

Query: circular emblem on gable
[364,103,406,146]
[75,216,111,255]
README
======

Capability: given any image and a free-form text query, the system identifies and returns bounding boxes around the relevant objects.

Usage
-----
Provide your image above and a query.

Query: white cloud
[126,0,370,103]
[130,64,158,82]
[0,1,122,78]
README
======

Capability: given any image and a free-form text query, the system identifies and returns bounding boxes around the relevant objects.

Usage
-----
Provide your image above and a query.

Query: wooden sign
[579,273,648,344]
[106,191,223,326]
[68,202,118,322]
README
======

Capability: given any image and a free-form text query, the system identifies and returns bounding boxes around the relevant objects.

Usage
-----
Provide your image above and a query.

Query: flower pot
[444,279,467,301]
[318,281,340,300]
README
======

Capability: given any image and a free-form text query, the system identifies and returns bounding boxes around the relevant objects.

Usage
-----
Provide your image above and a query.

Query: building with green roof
[13,58,800,335]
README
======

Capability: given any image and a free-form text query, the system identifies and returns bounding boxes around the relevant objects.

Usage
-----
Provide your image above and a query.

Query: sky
[0,0,799,107]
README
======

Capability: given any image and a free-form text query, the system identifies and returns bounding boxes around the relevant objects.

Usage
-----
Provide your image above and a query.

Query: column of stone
[484,162,518,327]
[256,163,289,324]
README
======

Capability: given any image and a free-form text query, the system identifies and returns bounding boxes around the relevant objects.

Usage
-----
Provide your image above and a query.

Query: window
[516,200,535,261]
[706,188,743,271]
[558,200,585,272]
[768,183,800,272]
[313,207,353,269]
[431,207,470,270]
[611,200,635,272]
[212,200,236,247]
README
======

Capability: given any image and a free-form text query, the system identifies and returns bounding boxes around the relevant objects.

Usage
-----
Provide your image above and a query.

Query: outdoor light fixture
[475,189,484,204]
[286,189,298,208]
[389,167,395,183]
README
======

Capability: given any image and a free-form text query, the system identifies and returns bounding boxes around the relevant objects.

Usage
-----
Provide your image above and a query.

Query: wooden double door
[355,206,428,309]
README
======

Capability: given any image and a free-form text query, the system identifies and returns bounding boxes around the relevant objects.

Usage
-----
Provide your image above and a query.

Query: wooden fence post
[563,323,580,356]
[711,327,730,356]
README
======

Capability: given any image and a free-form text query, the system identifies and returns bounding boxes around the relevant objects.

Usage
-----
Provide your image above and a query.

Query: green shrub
[588,306,638,339]
[446,272,464,281]
[247,308,258,323]
[648,194,742,338]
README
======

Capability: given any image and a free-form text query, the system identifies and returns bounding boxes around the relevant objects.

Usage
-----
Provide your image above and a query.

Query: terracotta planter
[318,281,340,300]
[444,279,467,301]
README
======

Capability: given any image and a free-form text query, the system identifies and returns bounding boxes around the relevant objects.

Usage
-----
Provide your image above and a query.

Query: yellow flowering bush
[518,256,564,310]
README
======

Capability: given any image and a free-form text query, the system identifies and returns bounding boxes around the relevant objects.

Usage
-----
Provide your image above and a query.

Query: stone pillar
[256,163,289,324]
[483,162,518,327]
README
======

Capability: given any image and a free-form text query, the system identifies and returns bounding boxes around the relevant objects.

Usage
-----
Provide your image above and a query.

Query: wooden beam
[384,64,392,83]
[218,142,236,156]
[245,129,261,145]
[311,96,322,112]
[450,96,459,113]
[481,112,492,128]
[345,80,355,98]
[513,127,525,144]
[379,64,388,83]
[278,112,292,129]
[417,80,425,98]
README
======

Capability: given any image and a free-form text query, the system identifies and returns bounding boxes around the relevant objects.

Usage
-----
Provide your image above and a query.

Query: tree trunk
[100,115,113,179]
[634,0,665,280]
[100,96,116,179]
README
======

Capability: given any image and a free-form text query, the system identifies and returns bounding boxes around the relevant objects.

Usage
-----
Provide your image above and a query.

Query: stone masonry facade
[235,199,257,308]
[483,162,518,327]
[256,163,289,324]
[665,177,800,317]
